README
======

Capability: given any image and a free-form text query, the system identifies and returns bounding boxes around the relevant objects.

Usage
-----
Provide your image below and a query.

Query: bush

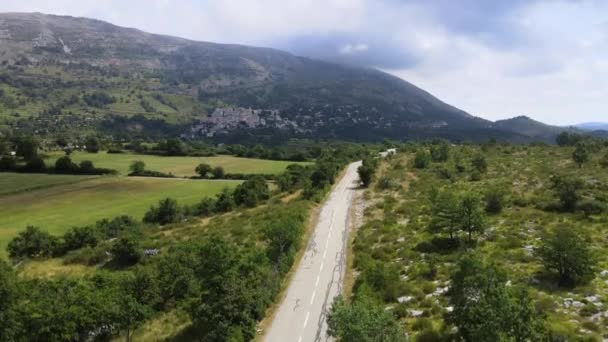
[471,154,487,173]
[55,156,78,174]
[7,226,59,259]
[110,235,142,266]
[577,199,605,218]
[22,156,46,173]
[485,187,506,214]
[63,245,108,266]
[143,198,181,225]
[233,176,269,207]
[414,150,430,169]
[61,226,99,252]
[537,226,596,287]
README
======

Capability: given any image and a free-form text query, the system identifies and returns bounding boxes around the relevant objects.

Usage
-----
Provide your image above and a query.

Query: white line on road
[303,311,310,328]
[310,290,316,304]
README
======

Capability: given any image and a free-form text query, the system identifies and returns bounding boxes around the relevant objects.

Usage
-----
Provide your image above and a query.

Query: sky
[0,0,607,125]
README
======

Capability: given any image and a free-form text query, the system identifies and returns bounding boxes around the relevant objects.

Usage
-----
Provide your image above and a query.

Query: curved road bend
[264,161,362,342]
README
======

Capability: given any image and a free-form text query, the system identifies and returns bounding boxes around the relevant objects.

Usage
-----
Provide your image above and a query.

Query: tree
[484,187,506,214]
[428,190,460,240]
[550,175,583,212]
[62,226,99,252]
[413,150,430,169]
[327,295,406,342]
[471,154,487,173]
[458,192,485,242]
[79,160,95,174]
[164,138,187,156]
[212,166,225,179]
[195,197,216,216]
[7,226,59,259]
[14,135,38,160]
[111,235,142,266]
[0,155,16,171]
[129,160,146,175]
[600,151,608,169]
[85,136,100,153]
[55,155,78,174]
[195,163,212,178]
[430,141,450,162]
[0,261,19,341]
[23,156,46,173]
[357,158,377,188]
[215,188,235,212]
[448,254,546,341]
[234,176,269,207]
[143,198,181,225]
[537,226,596,287]
[572,143,589,168]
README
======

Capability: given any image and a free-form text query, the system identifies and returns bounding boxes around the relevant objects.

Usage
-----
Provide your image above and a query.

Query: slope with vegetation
[331,137,608,341]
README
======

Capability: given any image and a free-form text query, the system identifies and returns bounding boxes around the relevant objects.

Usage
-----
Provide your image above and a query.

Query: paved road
[264,161,361,342]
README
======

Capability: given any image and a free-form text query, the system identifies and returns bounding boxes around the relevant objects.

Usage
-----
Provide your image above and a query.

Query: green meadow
[44,151,309,176]
[0,176,240,258]
[0,172,97,196]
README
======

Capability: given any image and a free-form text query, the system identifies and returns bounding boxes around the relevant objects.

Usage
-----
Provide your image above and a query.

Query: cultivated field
[0,176,240,257]
[44,151,309,176]
[0,172,97,196]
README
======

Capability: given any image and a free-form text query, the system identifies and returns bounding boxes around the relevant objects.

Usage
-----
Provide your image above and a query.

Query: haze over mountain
[0,13,571,142]
[575,122,608,132]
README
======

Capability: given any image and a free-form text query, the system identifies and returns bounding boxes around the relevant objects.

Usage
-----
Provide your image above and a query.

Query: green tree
[62,226,99,252]
[428,190,460,240]
[327,295,406,342]
[430,141,450,162]
[85,136,100,153]
[143,198,181,225]
[233,176,269,207]
[471,154,487,173]
[0,261,19,341]
[111,235,142,266]
[550,175,583,212]
[572,143,589,168]
[357,158,377,188]
[215,188,235,212]
[14,135,39,160]
[537,226,596,287]
[484,187,506,214]
[129,160,146,175]
[458,192,486,242]
[23,156,46,173]
[413,150,430,169]
[79,160,95,174]
[600,151,608,168]
[55,155,78,174]
[448,254,546,341]
[212,166,225,179]
[7,226,58,259]
[195,163,212,178]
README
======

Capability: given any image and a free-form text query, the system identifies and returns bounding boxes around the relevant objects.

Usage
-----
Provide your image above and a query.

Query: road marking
[323,249,327,259]
[315,275,320,287]
[310,290,316,304]
[320,262,324,272]
[303,311,310,328]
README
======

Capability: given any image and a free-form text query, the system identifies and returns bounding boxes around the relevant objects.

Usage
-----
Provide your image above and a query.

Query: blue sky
[1,0,607,125]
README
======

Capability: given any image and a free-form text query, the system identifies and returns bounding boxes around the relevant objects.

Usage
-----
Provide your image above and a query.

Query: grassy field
[0,176,240,258]
[355,145,608,340]
[44,151,309,176]
[0,172,98,196]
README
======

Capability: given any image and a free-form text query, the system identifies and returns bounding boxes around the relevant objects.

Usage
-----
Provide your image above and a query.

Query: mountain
[0,13,565,142]
[575,122,608,131]
[491,116,568,142]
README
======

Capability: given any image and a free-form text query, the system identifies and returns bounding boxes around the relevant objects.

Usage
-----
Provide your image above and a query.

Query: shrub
[414,150,430,169]
[110,235,142,266]
[233,176,269,207]
[578,199,606,218]
[55,156,78,174]
[471,154,487,173]
[537,226,596,287]
[212,166,225,179]
[143,198,181,225]
[22,156,46,173]
[7,226,59,259]
[485,187,506,214]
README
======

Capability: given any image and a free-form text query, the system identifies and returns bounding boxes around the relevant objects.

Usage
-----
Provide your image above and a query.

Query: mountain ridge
[0,12,570,142]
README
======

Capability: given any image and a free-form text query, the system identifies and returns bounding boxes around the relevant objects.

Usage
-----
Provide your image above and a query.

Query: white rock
[445,306,454,313]
[397,296,413,304]
[408,309,423,317]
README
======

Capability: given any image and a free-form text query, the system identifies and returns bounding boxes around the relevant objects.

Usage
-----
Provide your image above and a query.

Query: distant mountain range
[574,122,608,132]
[0,12,596,143]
